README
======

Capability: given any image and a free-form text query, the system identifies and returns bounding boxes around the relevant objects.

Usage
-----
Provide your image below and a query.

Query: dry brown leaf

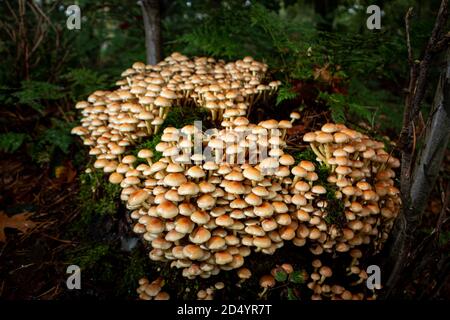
[0,211,37,242]
[55,162,77,183]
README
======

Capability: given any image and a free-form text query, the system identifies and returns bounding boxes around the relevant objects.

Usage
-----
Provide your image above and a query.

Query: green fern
[13,81,64,114]
[276,85,297,105]
[29,118,75,164]
[0,132,28,153]
[64,68,110,101]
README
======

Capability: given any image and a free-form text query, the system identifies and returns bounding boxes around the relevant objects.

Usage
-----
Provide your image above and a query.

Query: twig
[435,182,450,241]
[405,8,414,67]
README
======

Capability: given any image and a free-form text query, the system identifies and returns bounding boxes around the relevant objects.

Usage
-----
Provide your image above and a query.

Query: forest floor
[0,99,449,300]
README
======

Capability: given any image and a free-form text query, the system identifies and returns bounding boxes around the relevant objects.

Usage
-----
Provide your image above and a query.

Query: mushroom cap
[154,291,170,300]
[128,189,149,206]
[299,160,315,172]
[154,96,172,107]
[321,123,338,133]
[319,266,333,278]
[164,173,187,187]
[199,181,215,193]
[243,166,263,181]
[334,132,349,144]
[311,185,327,195]
[279,154,295,166]
[189,227,212,244]
[109,172,124,184]
[253,236,272,248]
[252,186,269,197]
[290,112,301,120]
[295,181,310,192]
[254,202,274,217]
[215,251,233,265]
[174,217,194,234]
[144,283,161,297]
[260,157,279,171]
[178,182,200,196]
[237,267,252,279]
[303,132,316,142]
[207,236,226,250]
[156,201,178,219]
[316,132,333,144]
[197,194,216,209]
[190,210,210,224]
[187,166,206,179]
[225,170,245,181]
[259,275,276,288]
[224,181,246,195]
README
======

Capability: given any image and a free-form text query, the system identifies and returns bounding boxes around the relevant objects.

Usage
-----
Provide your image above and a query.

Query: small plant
[271,264,306,300]
[12,80,65,115]
[0,132,28,153]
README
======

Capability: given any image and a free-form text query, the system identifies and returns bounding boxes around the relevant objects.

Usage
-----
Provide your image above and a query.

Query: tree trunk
[139,0,161,65]
[385,48,450,296]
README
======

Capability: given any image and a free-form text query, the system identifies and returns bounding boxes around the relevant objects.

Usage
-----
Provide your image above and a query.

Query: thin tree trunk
[385,47,450,296]
[139,0,161,65]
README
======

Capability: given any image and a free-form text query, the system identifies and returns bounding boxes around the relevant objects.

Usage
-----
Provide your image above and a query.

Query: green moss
[119,247,151,295]
[78,170,121,217]
[291,148,316,164]
[291,147,345,226]
[162,105,210,130]
[135,133,163,162]
[69,244,111,270]
[134,105,211,163]
[67,170,121,238]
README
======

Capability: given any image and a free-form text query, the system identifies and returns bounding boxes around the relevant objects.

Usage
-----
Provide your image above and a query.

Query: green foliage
[292,148,316,164]
[292,147,345,225]
[276,85,297,106]
[64,68,111,102]
[12,81,64,114]
[319,91,372,124]
[0,132,28,153]
[163,105,210,130]
[275,270,288,282]
[135,105,210,162]
[77,170,121,224]
[135,134,163,162]
[439,231,450,247]
[273,266,305,300]
[289,271,304,284]
[287,287,297,300]
[119,248,150,295]
[29,118,75,164]
[69,244,111,270]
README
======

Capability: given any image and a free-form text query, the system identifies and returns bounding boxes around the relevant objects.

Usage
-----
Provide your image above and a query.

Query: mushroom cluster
[302,123,401,252]
[71,53,280,171]
[72,53,401,286]
[305,257,377,300]
[107,118,401,279]
[118,117,299,279]
[137,277,170,300]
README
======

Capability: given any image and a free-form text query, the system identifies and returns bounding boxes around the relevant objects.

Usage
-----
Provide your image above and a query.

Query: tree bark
[385,47,450,297]
[139,0,161,65]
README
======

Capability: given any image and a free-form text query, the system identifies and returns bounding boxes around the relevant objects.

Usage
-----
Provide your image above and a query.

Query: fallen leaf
[55,162,77,183]
[0,211,37,242]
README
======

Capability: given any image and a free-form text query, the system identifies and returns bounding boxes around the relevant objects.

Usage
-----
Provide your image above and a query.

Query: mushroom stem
[145,122,153,135]
[258,287,269,299]
[126,133,136,144]
[310,143,327,164]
